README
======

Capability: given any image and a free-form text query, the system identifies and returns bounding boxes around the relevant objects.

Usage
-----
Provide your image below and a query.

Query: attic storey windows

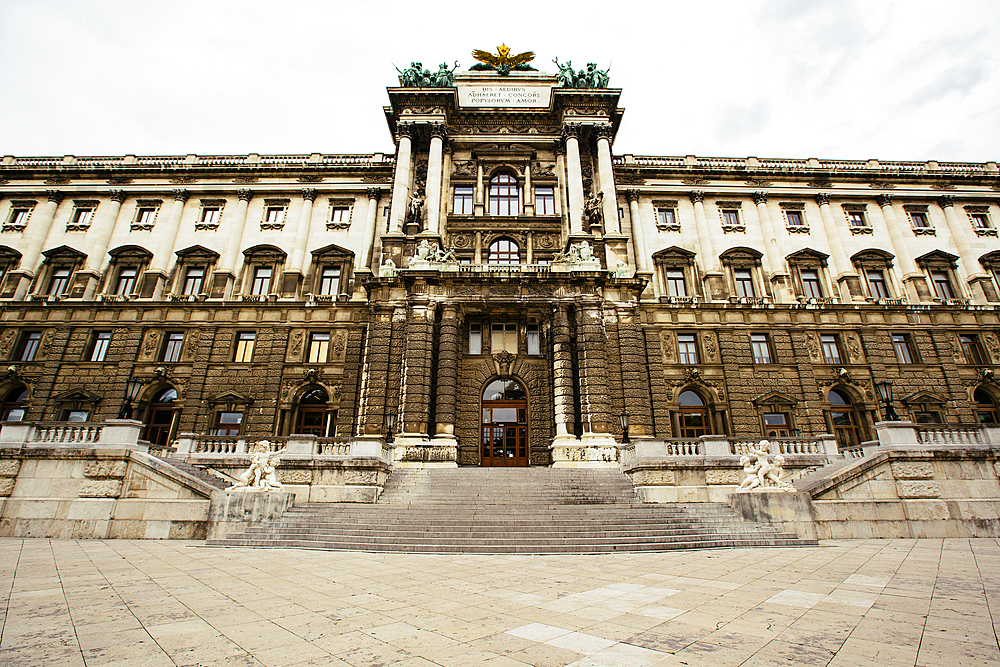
[842,204,872,234]
[653,200,680,231]
[779,202,809,233]
[196,200,225,230]
[4,201,36,232]
[261,199,289,230]
[327,199,353,230]
[966,206,997,237]
[67,201,98,231]
[132,200,162,231]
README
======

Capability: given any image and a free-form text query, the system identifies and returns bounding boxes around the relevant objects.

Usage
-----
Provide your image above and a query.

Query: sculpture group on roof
[552,58,611,89]
[395,61,459,88]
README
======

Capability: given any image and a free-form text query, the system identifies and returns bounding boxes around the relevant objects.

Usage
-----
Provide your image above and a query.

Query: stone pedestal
[729,490,818,540]
[207,489,295,540]
[393,435,457,468]
[551,435,619,468]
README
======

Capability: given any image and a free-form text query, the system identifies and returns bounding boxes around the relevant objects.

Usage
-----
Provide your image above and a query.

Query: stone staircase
[206,468,817,553]
[159,457,232,490]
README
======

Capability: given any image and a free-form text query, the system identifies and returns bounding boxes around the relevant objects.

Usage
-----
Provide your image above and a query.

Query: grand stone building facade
[2,67,1000,468]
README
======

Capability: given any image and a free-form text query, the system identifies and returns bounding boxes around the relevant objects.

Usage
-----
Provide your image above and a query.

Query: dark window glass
[892,334,914,364]
[657,209,676,227]
[49,268,71,295]
[1,385,28,421]
[19,332,42,362]
[975,389,999,424]
[250,266,272,295]
[90,331,112,362]
[785,211,803,226]
[115,267,138,295]
[867,270,890,299]
[678,334,699,364]
[848,212,867,227]
[162,332,184,363]
[932,271,954,300]
[734,269,755,297]
[182,267,204,295]
[961,335,985,365]
[910,212,929,228]
[971,213,990,229]
[722,210,740,226]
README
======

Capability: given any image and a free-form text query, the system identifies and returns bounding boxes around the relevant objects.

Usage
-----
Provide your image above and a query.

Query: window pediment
[243,244,287,263]
[108,244,153,263]
[751,391,797,407]
[786,248,829,266]
[311,243,355,261]
[41,245,87,262]
[851,248,894,267]
[719,246,762,268]
[0,245,22,265]
[915,250,959,269]
[652,246,696,266]
[207,389,253,405]
[900,390,947,406]
[175,245,220,262]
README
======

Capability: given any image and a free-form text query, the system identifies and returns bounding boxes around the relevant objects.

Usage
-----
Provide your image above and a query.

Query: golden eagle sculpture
[470,44,537,76]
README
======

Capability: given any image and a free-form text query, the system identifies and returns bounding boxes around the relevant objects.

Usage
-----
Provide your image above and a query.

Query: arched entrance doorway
[678,390,710,438]
[143,387,178,448]
[828,389,863,449]
[295,388,331,436]
[481,379,528,466]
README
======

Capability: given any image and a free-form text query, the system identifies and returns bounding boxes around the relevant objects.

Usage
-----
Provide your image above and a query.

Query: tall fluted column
[288,188,317,273]
[938,196,987,299]
[387,123,413,235]
[689,191,716,270]
[423,123,446,235]
[434,305,459,437]
[551,306,576,439]
[562,124,585,234]
[85,190,126,273]
[877,194,926,300]
[8,190,63,299]
[361,188,383,270]
[139,189,188,299]
[752,192,784,276]
[212,189,252,299]
[625,190,647,271]
[595,124,620,234]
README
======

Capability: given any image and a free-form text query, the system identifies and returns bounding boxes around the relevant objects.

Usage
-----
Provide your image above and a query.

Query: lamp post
[874,380,900,421]
[384,410,396,444]
[619,411,630,444]
[118,377,145,419]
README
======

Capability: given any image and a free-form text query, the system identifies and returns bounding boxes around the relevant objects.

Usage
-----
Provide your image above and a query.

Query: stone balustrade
[0,419,145,450]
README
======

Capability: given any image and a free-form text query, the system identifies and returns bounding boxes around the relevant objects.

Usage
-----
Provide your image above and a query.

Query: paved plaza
[0,538,997,666]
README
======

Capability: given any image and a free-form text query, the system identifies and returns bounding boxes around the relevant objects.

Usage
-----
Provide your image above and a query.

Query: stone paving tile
[0,538,999,666]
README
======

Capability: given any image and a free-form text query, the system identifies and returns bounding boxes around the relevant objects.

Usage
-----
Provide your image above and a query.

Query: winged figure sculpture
[471,44,536,75]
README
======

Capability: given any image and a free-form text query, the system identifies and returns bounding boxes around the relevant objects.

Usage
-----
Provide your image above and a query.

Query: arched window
[488,239,520,265]
[143,387,179,448]
[488,173,519,216]
[1,385,28,421]
[295,388,334,436]
[828,389,863,449]
[678,390,709,438]
[975,388,999,424]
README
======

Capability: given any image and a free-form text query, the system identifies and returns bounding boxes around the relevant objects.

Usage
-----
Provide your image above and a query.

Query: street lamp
[874,380,900,421]
[384,410,396,444]
[619,411,630,444]
[118,377,145,419]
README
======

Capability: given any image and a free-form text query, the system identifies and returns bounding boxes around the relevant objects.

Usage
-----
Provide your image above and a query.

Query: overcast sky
[1,0,997,163]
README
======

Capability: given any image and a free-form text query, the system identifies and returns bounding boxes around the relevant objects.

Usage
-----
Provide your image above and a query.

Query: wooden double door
[481,401,528,466]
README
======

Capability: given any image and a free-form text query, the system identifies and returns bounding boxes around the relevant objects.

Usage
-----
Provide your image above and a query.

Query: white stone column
[360,188,383,270]
[220,189,253,272]
[387,123,413,235]
[877,195,918,276]
[595,124,620,234]
[423,123,446,235]
[939,195,987,290]
[150,189,189,273]
[815,193,853,278]
[475,162,485,216]
[84,190,126,274]
[288,188,317,273]
[523,159,533,214]
[752,192,785,277]
[563,124,585,234]
[19,190,63,273]
[625,190,647,271]
[689,191,716,271]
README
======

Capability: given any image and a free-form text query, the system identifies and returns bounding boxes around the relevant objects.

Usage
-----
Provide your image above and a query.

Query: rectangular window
[678,334,699,364]
[527,325,540,355]
[8,208,31,228]
[960,335,986,365]
[657,209,676,228]
[469,323,482,355]
[19,331,42,362]
[491,323,517,354]
[250,266,272,295]
[135,207,157,227]
[234,332,256,362]
[535,187,555,215]
[63,410,89,422]
[72,207,94,227]
[213,411,243,436]
[48,267,71,296]
[910,212,929,228]
[318,267,340,295]
[848,211,867,227]
[264,206,285,226]
[115,267,138,295]
[892,334,915,364]
[201,207,221,226]
[971,213,990,229]
[734,269,756,298]
[182,267,205,295]
[722,210,740,226]
[308,332,329,363]
[751,333,773,364]
[453,187,474,215]
[931,271,954,300]
[89,331,112,362]
[821,334,842,364]
[867,270,890,299]
[800,269,823,298]
[162,332,185,363]
[763,412,791,437]
[665,269,687,297]
[329,207,350,226]
[785,211,804,226]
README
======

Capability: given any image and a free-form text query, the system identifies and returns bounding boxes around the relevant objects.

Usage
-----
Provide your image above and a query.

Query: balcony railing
[915,424,984,447]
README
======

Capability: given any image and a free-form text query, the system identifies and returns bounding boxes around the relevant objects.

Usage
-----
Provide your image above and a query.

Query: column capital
[237,188,253,202]
[396,121,416,141]
[552,139,565,156]
[109,189,126,203]
[688,191,705,204]
[876,193,893,207]
[301,188,318,202]
[625,189,642,203]
[752,191,768,205]
[561,123,582,141]
[45,189,64,203]
[815,192,831,206]
[938,195,955,209]
[428,122,448,141]
[366,187,383,201]
[594,123,614,142]
[172,188,189,202]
